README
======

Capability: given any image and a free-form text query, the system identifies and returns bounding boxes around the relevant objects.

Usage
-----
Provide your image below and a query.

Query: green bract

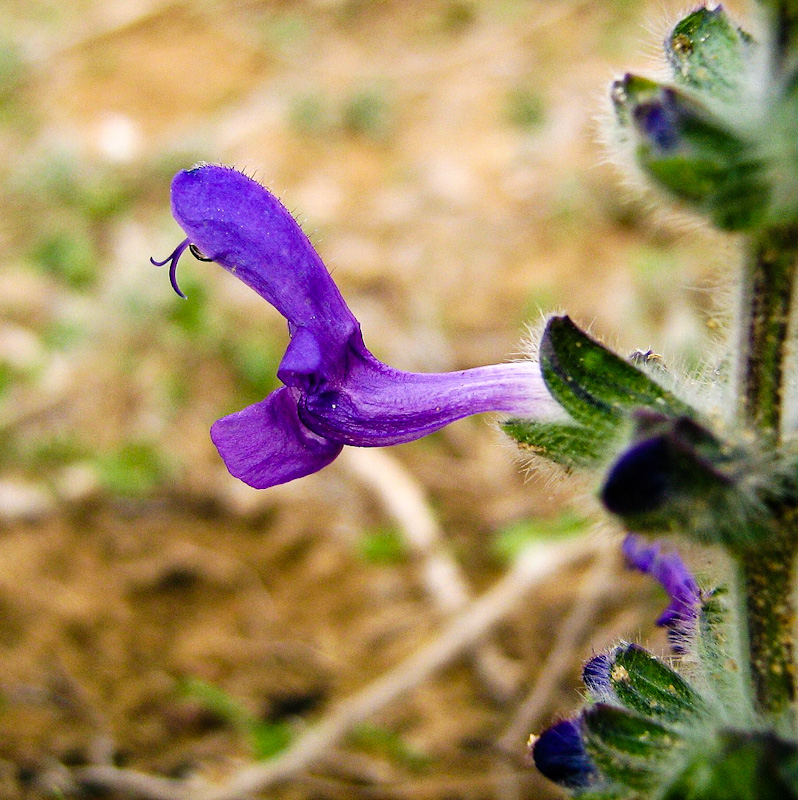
[502,315,693,469]
[666,6,753,101]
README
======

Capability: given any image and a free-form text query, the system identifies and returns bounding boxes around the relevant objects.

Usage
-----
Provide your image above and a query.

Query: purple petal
[170,165,358,349]
[297,349,562,447]
[623,534,700,650]
[210,387,343,489]
[531,718,596,790]
[582,653,613,700]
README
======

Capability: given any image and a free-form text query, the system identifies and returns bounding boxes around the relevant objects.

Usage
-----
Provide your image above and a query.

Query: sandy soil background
[0,0,744,797]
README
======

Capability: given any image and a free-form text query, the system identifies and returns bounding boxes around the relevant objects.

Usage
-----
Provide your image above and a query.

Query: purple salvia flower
[153,165,559,489]
[622,533,700,651]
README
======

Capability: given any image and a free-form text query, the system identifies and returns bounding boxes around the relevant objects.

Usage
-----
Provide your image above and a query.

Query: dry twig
[498,540,618,754]
[343,448,521,699]
[491,541,618,800]
[74,536,596,800]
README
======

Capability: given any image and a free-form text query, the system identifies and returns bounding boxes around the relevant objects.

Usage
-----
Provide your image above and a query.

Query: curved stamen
[150,238,190,299]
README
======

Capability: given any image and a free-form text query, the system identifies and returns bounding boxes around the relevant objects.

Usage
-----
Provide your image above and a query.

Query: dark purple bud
[601,436,671,515]
[633,94,680,151]
[531,718,597,790]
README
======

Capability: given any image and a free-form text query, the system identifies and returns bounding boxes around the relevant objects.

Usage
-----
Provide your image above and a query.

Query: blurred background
[0,0,740,797]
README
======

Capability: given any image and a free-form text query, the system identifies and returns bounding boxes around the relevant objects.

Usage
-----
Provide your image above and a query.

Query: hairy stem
[737,226,798,717]
[738,226,798,439]
[766,0,798,68]
[736,536,797,718]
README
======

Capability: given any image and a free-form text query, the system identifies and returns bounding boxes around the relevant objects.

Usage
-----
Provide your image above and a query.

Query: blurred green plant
[504,85,546,131]
[492,511,589,562]
[356,525,408,565]
[180,678,294,760]
[350,723,431,772]
[222,335,282,405]
[31,228,97,291]
[288,93,334,136]
[343,86,394,140]
[94,442,168,497]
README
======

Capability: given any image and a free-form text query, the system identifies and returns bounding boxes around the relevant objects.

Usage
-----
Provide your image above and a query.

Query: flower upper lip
[156,164,559,489]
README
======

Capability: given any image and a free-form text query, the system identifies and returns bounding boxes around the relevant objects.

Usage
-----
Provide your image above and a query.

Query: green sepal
[611,73,768,230]
[608,643,706,724]
[693,589,750,720]
[582,704,683,791]
[539,315,691,428]
[500,418,611,468]
[666,7,753,101]
[611,74,662,133]
[635,88,768,230]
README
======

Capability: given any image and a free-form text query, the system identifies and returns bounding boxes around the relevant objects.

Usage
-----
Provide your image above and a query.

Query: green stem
[738,227,798,439]
[736,537,797,718]
[736,226,798,718]
[761,1,798,68]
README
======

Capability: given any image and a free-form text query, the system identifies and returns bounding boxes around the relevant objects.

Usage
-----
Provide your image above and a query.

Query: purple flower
[153,165,559,489]
[622,533,700,650]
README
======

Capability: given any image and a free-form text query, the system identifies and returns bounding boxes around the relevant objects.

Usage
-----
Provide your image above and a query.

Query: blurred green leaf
[351,723,431,772]
[357,526,407,565]
[250,721,293,760]
[23,434,89,470]
[180,677,251,727]
[167,276,211,337]
[181,678,294,761]
[224,336,282,403]
[441,2,477,33]
[289,93,334,136]
[343,86,393,140]
[492,511,587,562]
[504,85,545,130]
[95,442,167,497]
[0,38,27,98]
[31,228,97,290]
[665,730,798,800]
[0,363,14,399]
[42,320,87,352]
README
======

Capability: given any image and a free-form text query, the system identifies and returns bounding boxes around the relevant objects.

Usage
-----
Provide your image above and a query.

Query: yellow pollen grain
[611,665,630,683]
